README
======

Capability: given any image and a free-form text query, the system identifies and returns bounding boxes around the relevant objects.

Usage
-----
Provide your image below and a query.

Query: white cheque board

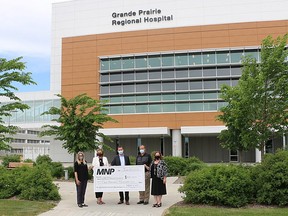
[93,165,145,192]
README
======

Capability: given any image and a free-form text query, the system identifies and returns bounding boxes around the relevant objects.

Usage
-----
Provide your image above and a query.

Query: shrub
[179,165,255,207]
[50,162,64,179]
[17,165,61,201]
[1,155,21,167]
[66,166,75,179]
[254,150,288,206]
[129,156,136,165]
[0,167,17,199]
[36,155,52,165]
[23,159,34,163]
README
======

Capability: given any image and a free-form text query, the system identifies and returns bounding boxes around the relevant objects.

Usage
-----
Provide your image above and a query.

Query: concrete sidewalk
[40,177,182,216]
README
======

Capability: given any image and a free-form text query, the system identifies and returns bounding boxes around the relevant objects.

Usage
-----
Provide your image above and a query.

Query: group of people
[74,145,168,208]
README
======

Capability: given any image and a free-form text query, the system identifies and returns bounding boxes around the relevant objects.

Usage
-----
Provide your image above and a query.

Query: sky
[0,0,70,92]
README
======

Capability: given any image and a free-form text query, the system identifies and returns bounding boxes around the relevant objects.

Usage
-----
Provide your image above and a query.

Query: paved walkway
[40,177,182,216]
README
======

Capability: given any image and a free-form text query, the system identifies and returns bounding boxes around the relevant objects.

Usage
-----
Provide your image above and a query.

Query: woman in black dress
[74,151,89,208]
[150,151,168,208]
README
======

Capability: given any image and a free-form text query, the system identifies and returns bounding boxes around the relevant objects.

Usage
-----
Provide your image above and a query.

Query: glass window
[190,102,203,111]
[123,72,134,81]
[218,79,231,88]
[123,84,134,93]
[163,103,175,112]
[218,101,228,110]
[34,101,44,122]
[176,103,190,112]
[190,92,203,100]
[100,86,109,94]
[175,53,188,66]
[204,92,218,99]
[136,95,148,102]
[162,69,174,79]
[110,85,122,93]
[162,82,175,91]
[176,81,189,90]
[149,104,161,112]
[203,52,215,64]
[136,83,148,92]
[216,51,230,64]
[122,57,134,69]
[100,74,109,82]
[135,56,147,68]
[110,58,121,70]
[110,73,122,82]
[162,54,174,67]
[204,80,216,89]
[189,53,202,65]
[110,96,122,103]
[123,105,135,113]
[162,93,175,101]
[101,106,109,114]
[149,83,161,92]
[136,104,148,113]
[245,49,259,61]
[149,70,161,80]
[100,59,109,71]
[232,79,239,86]
[231,50,244,63]
[189,68,202,78]
[149,94,161,101]
[110,105,122,114]
[123,95,135,103]
[217,67,230,76]
[176,93,189,100]
[190,81,202,90]
[148,55,161,68]
[136,71,148,80]
[203,67,216,77]
[231,66,242,76]
[176,69,188,78]
[204,102,218,111]
[17,110,25,122]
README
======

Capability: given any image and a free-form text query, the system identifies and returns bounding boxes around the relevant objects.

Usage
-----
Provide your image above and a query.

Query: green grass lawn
[0,199,56,216]
[165,205,288,216]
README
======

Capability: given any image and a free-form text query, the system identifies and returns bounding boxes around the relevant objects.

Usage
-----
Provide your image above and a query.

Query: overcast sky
[0,0,70,92]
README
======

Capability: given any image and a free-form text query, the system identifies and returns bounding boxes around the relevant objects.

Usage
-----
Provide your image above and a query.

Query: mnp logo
[96,168,115,175]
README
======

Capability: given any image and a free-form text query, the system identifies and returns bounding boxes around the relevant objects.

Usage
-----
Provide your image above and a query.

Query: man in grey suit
[111,146,131,205]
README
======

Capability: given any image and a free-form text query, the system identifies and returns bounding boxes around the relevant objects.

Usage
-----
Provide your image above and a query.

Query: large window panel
[162,82,175,91]
[189,53,202,65]
[110,73,122,82]
[110,58,121,70]
[175,53,188,66]
[176,81,189,90]
[100,74,109,83]
[136,71,148,80]
[135,56,147,68]
[162,93,175,101]
[162,69,175,79]
[34,101,44,122]
[203,80,216,89]
[123,95,135,103]
[176,103,190,112]
[148,55,161,68]
[122,56,134,69]
[100,59,109,71]
[176,93,189,100]
[176,69,188,78]
[204,92,218,99]
[149,104,161,112]
[190,92,203,100]
[110,85,122,94]
[163,103,175,112]
[136,83,148,92]
[204,102,218,111]
[149,94,161,102]
[245,49,259,61]
[149,82,161,92]
[232,79,239,86]
[190,81,202,90]
[123,84,135,93]
[110,105,122,114]
[189,68,202,78]
[231,50,244,63]
[203,52,215,64]
[162,54,174,67]
[136,104,148,113]
[25,101,34,122]
[216,51,230,64]
[110,96,122,103]
[100,86,109,94]
[217,67,230,76]
[190,102,203,111]
[136,95,148,102]
[123,105,135,113]
[218,79,231,88]
[231,66,242,76]
[149,70,161,80]
[123,72,134,81]
[203,67,216,77]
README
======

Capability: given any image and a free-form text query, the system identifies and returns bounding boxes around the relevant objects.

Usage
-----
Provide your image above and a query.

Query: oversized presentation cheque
[93,165,145,192]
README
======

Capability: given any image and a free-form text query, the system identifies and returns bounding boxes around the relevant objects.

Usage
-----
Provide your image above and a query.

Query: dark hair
[154,151,163,160]
[118,146,123,150]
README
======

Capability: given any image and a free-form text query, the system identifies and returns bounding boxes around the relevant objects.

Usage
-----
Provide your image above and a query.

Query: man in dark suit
[111,146,131,205]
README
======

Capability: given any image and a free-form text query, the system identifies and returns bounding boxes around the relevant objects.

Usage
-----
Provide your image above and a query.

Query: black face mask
[155,156,160,160]
[97,154,103,157]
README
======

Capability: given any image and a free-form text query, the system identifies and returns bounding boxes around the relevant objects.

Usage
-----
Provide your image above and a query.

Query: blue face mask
[118,150,124,155]
[140,149,145,154]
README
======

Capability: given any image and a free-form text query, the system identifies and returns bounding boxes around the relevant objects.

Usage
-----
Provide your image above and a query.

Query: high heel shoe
[152,203,157,207]
[157,203,162,207]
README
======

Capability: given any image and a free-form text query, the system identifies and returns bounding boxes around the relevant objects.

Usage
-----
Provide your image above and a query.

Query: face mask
[118,150,124,155]
[97,153,103,157]
[140,149,145,154]
[155,156,160,160]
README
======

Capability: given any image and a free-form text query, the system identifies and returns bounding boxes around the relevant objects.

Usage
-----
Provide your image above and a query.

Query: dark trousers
[95,192,103,198]
[76,180,87,205]
[119,191,129,201]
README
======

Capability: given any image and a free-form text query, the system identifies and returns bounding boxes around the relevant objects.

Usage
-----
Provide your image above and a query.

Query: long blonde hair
[76,151,86,165]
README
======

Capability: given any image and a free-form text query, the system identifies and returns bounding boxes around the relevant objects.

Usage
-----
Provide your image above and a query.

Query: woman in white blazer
[92,149,109,204]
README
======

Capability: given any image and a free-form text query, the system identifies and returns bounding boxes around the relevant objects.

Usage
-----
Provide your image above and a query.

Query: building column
[172,129,182,157]
[95,136,103,157]
[283,134,286,150]
[255,148,261,163]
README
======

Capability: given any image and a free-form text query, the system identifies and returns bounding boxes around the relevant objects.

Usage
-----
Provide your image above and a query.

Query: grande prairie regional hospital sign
[112,8,174,26]
[93,165,145,192]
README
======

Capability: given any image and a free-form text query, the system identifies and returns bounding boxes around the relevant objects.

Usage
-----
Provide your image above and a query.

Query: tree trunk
[260,142,265,162]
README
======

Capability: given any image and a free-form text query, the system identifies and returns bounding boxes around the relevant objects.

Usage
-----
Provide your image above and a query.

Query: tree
[40,93,117,156]
[218,35,288,161]
[0,57,36,150]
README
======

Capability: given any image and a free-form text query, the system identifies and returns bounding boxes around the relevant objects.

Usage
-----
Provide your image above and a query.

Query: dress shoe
[137,201,144,204]
[118,200,124,204]
[125,201,130,205]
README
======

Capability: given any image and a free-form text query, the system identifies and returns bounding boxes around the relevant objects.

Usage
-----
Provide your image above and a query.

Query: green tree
[0,57,36,150]
[40,93,117,156]
[218,35,288,161]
